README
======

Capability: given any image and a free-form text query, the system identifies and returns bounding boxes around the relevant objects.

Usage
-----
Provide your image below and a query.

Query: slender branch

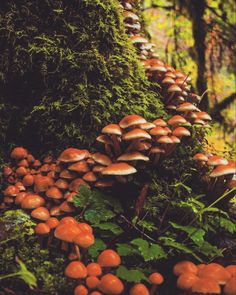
[120,215,157,243]
[211,92,236,121]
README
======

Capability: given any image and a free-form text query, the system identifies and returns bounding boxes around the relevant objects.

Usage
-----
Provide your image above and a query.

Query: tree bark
[186,0,209,111]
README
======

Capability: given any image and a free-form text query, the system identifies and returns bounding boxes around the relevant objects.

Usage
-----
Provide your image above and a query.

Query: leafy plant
[0,257,37,289]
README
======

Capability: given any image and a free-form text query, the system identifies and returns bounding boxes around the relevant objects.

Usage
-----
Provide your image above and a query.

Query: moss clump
[0,0,164,157]
[0,210,73,294]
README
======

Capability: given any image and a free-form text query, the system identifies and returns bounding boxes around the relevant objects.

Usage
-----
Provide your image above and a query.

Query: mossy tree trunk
[0,0,164,160]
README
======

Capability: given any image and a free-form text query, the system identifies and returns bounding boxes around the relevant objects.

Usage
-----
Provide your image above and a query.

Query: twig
[120,215,157,243]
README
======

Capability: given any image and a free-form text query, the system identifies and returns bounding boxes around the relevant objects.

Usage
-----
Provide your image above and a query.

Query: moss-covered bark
[0,0,164,159]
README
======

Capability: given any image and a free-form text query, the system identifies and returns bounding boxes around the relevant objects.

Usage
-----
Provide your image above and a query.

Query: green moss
[0,0,165,157]
[0,210,73,294]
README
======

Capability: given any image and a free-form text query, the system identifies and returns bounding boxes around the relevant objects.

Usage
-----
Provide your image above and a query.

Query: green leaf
[88,239,106,258]
[17,258,37,289]
[160,237,203,262]
[137,220,157,232]
[94,223,123,235]
[84,208,115,224]
[116,266,147,283]
[131,238,167,261]
[197,241,224,258]
[170,222,205,246]
[116,243,138,256]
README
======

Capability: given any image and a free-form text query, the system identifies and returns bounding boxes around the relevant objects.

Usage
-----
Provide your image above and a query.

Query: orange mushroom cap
[98,274,124,295]
[73,232,95,248]
[198,263,231,285]
[129,283,150,295]
[54,223,81,243]
[176,272,199,290]
[65,261,87,279]
[35,223,50,235]
[225,265,236,277]
[31,207,50,221]
[191,277,221,294]
[119,114,146,129]
[224,277,236,295]
[149,272,164,285]
[46,186,63,199]
[46,217,60,229]
[86,276,100,289]
[15,192,28,205]
[60,216,78,225]
[87,263,102,277]
[74,284,88,295]
[173,261,198,276]
[10,147,28,160]
[22,174,34,186]
[97,249,121,268]
[58,148,89,163]
[21,194,45,209]
[4,185,19,197]
[77,223,93,233]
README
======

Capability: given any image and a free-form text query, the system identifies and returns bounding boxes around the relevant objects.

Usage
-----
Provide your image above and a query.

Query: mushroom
[97,249,121,271]
[191,277,221,294]
[119,114,146,129]
[54,222,81,251]
[148,272,164,295]
[65,261,87,279]
[129,283,150,295]
[10,147,28,160]
[224,277,236,295]
[101,124,123,157]
[97,273,124,295]
[167,115,188,127]
[74,284,88,295]
[166,84,182,103]
[21,194,45,210]
[46,217,60,229]
[176,272,199,291]
[152,118,167,127]
[193,153,208,165]
[122,128,151,152]
[173,261,198,276]
[117,151,149,164]
[92,153,113,166]
[68,161,90,174]
[209,164,235,195]
[31,206,50,221]
[96,135,113,157]
[86,276,100,289]
[22,174,34,187]
[101,162,137,183]
[58,148,89,163]
[225,265,236,277]
[198,263,231,285]
[73,232,95,258]
[87,263,102,277]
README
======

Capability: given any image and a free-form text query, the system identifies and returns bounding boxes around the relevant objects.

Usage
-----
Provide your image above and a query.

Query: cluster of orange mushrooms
[193,153,236,193]
[37,215,164,295]
[121,0,213,127]
[173,260,236,295]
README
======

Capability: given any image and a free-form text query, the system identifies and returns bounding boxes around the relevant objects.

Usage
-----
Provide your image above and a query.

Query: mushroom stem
[74,245,81,260]
[153,153,161,165]
[150,285,157,295]
[111,135,121,157]
[116,176,127,183]
[104,144,113,158]
[135,183,149,216]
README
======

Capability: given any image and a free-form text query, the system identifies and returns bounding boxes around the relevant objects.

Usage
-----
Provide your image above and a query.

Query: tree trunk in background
[186,0,209,111]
